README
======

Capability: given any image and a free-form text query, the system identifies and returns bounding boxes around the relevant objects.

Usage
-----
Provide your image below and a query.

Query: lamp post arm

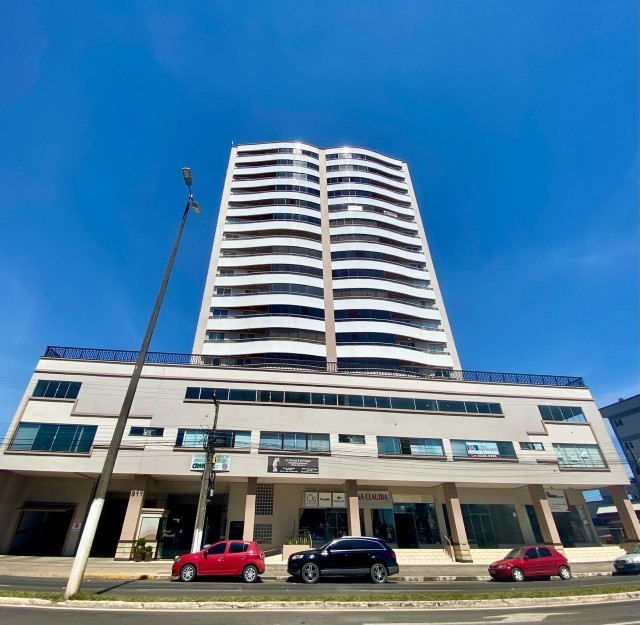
[64,198,192,599]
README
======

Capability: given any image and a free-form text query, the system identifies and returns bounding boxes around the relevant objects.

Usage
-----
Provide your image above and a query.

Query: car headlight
[290,555,304,560]
[495,564,506,569]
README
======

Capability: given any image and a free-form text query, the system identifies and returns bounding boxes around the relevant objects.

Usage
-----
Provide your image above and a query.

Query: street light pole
[191,398,220,552]
[64,169,201,599]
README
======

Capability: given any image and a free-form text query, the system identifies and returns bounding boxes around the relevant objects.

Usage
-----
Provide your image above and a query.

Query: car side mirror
[203,551,208,558]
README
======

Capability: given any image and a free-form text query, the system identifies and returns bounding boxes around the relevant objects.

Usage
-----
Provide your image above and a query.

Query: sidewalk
[0,556,616,581]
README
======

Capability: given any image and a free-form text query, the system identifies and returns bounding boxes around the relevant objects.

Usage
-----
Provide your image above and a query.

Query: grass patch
[0,583,637,604]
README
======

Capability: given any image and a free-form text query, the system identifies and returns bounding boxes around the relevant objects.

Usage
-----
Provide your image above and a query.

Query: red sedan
[172,540,265,582]
[488,546,571,582]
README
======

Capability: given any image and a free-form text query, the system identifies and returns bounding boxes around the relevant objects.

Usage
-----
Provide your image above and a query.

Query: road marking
[365,614,575,625]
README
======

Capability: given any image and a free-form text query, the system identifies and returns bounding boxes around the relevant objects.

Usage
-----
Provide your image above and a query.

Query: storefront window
[461,504,523,547]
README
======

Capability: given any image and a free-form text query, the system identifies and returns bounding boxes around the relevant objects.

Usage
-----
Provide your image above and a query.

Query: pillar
[609,485,640,542]
[528,484,563,551]
[515,503,536,544]
[243,477,257,541]
[443,482,472,562]
[346,479,361,536]
[115,475,148,559]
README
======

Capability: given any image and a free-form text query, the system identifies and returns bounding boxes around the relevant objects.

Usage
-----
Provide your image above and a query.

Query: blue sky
[0,1,637,444]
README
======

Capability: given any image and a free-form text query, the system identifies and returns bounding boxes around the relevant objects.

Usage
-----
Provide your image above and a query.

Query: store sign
[466,441,500,458]
[303,492,346,508]
[332,493,345,507]
[358,490,393,509]
[190,453,231,472]
[268,456,319,474]
[546,489,570,513]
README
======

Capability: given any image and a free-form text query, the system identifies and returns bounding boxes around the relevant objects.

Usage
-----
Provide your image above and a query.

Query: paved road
[0,574,637,596]
[0,600,639,625]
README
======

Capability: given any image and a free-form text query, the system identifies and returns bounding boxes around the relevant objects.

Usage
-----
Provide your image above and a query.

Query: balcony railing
[43,346,586,387]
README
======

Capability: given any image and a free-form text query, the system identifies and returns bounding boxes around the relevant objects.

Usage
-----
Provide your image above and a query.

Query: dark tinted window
[538,547,552,557]
[285,391,311,404]
[525,548,539,559]
[338,434,365,444]
[207,543,227,554]
[353,539,382,549]
[390,397,415,410]
[229,389,257,402]
[332,539,356,550]
[33,380,81,400]
[414,398,436,411]
[229,542,248,553]
[438,400,466,412]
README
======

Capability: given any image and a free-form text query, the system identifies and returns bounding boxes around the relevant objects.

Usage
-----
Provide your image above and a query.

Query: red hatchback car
[172,540,265,583]
[488,546,571,582]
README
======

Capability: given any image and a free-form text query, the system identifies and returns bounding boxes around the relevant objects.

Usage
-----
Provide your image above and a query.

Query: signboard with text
[358,490,393,509]
[190,453,231,472]
[268,456,319,474]
[466,442,500,458]
[546,489,570,513]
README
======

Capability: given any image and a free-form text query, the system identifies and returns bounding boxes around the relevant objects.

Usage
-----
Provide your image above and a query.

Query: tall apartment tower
[193,142,461,372]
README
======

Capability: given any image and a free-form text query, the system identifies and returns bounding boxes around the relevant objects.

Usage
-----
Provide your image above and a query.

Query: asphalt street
[0,574,637,596]
[0,600,638,625]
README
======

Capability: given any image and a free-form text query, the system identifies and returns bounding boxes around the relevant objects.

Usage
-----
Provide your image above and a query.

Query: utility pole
[64,169,201,599]
[191,398,220,552]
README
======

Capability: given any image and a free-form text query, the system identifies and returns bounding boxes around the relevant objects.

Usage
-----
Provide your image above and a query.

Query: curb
[0,591,637,611]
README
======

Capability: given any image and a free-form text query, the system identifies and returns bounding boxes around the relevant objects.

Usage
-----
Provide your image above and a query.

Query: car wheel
[370,563,388,584]
[301,562,320,584]
[179,563,197,582]
[558,565,571,580]
[242,564,259,583]
[510,567,525,582]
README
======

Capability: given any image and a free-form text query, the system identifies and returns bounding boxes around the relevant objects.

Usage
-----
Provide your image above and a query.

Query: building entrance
[299,508,348,546]
[9,505,73,555]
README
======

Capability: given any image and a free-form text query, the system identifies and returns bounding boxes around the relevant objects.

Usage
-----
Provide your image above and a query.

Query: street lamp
[64,170,202,599]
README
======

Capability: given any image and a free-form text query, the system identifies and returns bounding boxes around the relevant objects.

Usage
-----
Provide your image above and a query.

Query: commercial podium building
[1,142,638,562]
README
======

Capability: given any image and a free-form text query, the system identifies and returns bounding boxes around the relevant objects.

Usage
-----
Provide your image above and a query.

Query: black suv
[287,536,399,583]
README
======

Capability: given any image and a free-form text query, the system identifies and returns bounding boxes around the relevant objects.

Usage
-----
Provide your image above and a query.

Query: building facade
[0,142,638,563]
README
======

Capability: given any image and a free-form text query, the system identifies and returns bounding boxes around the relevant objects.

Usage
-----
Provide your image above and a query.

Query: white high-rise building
[0,141,638,563]
[193,142,460,372]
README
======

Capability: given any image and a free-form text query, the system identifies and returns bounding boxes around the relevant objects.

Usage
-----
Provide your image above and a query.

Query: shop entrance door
[9,508,74,555]
[468,511,496,548]
[394,512,418,547]
[325,509,348,539]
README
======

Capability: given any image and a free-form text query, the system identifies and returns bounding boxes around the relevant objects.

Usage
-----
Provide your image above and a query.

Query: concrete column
[528,484,563,551]
[515,503,536,544]
[63,478,96,556]
[346,480,361,536]
[363,508,373,537]
[443,483,472,562]
[609,485,640,542]
[243,477,257,541]
[115,475,148,560]
[0,472,25,553]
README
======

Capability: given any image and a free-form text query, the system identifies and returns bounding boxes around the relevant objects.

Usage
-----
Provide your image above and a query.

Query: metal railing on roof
[43,346,586,387]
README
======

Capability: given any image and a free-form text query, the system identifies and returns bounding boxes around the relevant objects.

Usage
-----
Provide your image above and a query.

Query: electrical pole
[191,398,219,552]
[64,170,201,599]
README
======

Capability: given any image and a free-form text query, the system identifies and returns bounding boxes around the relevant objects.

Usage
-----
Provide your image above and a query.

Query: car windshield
[628,543,640,554]
[318,540,336,551]
[504,548,525,559]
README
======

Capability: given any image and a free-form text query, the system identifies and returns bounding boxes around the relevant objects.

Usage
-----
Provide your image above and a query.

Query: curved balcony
[326,174,407,195]
[334,319,446,343]
[225,220,321,237]
[226,204,321,220]
[330,225,419,247]
[328,196,414,218]
[222,236,323,252]
[233,164,320,177]
[328,184,411,208]
[328,202,415,223]
[329,210,418,233]
[332,277,434,300]
[333,297,442,319]
[325,148,403,170]
[237,141,319,156]
[207,315,325,333]
[330,241,424,263]
[228,191,322,205]
[336,343,454,368]
[235,158,320,172]
[219,254,323,270]
[202,338,326,358]
[210,292,323,309]
[216,273,323,289]
[331,258,430,281]
[326,163,405,183]
[231,177,320,192]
